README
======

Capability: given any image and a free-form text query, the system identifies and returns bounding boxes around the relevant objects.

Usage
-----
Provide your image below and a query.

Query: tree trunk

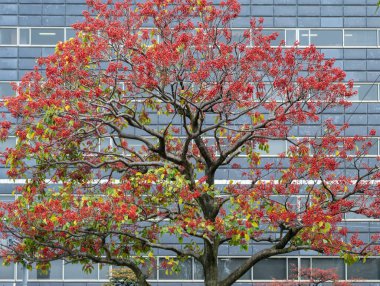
[203,241,219,286]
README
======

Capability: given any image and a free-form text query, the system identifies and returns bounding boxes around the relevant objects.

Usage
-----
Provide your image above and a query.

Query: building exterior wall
[0,0,380,285]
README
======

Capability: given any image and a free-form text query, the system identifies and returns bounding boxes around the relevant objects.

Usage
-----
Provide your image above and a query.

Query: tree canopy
[0,0,379,285]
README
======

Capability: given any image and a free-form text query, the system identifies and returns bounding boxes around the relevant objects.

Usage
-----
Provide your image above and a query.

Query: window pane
[254,140,287,155]
[194,259,204,280]
[31,28,64,45]
[312,258,345,280]
[218,258,251,280]
[310,30,343,46]
[158,258,192,280]
[66,28,76,40]
[0,195,15,202]
[0,137,16,153]
[286,29,296,46]
[17,261,63,280]
[288,258,298,280]
[352,84,378,101]
[348,258,380,280]
[99,264,109,280]
[20,28,30,45]
[64,263,98,279]
[0,28,17,45]
[231,29,247,44]
[36,260,62,280]
[300,258,311,280]
[0,259,14,279]
[0,82,15,97]
[299,30,309,46]
[252,258,286,280]
[344,30,377,47]
[263,29,285,46]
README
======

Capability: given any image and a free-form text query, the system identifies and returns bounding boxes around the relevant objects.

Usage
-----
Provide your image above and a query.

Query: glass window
[252,258,287,280]
[286,29,296,46]
[31,28,64,45]
[310,30,343,46]
[299,30,310,46]
[344,30,377,47]
[348,258,380,280]
[0,28,17,45]
[312,258,345,280]
[0,137,16,153]
[0,195,15,202]
[217,29,247,44]
[66,28,76,40]
[231,29,247,44]
[254,140,287,155]
[158,258,192,280]
[218,258,250,280]
[352,84,378,101]
[0,259,14,279]
[64,263,98,279]
[141,260,157,279]
[17,260,63,280]
[288,258,298,280]
[194,259,204,280]
[99,264,110,280]
[99,137,112,151]
[20,28,30,45]
[300,258,311,279]
[0,82,15,97]
[262,29,285,46]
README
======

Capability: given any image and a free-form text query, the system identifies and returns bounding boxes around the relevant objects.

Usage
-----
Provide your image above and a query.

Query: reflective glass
[66,28,76,40]
[64,263,98,279]
[31,28,64,45]
[299,30,310,46]
[310,29,343,46]
[99,264,110,280]
[0,259,14,279]
[0,82,15,97]
[0,137,16,153]
[312,258,345,279]
[344,30,377,47]
[17,261,63,280]
[286,29,296,46]
[262,29,285,46]
[194,259,204,280]
[158,258,192,280]
[288,258,298,280]
[218,258,250,280]
[254,140,287,155]
[0,28,17,45]
[35,260,62,279]
[348,258,380,280]
[0,195,15,202]
[252,258,287,280]
[352,84,378,101]
[20,28,30,45]
[300,258,311,279]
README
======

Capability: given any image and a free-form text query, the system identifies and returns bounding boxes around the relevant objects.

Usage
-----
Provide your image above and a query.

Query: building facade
[1,0,380,285]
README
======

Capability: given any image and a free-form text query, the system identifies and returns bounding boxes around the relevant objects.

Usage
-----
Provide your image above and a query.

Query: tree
[0,0,379,285]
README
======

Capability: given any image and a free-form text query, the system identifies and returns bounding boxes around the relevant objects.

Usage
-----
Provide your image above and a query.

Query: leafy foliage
[0,0,379,285]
